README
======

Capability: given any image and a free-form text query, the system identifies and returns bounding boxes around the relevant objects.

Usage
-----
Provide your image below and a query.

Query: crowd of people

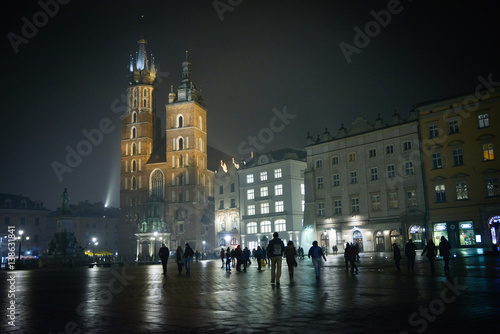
[157,233,454,281]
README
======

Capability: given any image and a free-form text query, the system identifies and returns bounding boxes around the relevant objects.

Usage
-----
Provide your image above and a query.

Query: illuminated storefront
[409,225,425,249]
[488,216,500,252]
[432,221,478,248]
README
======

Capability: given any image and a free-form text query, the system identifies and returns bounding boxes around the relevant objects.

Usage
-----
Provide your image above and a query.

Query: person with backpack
[267,232,285,285]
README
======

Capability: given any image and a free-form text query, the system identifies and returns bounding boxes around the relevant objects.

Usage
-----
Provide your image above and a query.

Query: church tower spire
[174,51,204,106]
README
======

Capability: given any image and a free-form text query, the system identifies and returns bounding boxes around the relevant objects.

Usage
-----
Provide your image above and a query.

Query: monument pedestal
[57,215,73,233]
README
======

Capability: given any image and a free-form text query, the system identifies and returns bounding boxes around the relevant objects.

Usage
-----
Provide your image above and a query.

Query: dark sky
[1,0,499,210]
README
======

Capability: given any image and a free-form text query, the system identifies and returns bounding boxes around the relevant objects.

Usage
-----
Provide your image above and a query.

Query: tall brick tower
[119,37,162,260]
[165,52,214,252]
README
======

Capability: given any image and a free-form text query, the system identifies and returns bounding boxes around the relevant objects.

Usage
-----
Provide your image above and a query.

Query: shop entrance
[409,225,425,250]
[375,231,385,252]
[390,229,402,248]
[353,230,363,253]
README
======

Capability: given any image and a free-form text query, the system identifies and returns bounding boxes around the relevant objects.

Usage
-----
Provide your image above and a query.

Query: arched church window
[143,99,147,108]
[132,177,137,190]
[132,160,137,172]
[132,143,136,155]
[132,112,137,123]
[178,138,184,150]
[131,127,136,139]
[179,154,183,167]
[178,115,183,128]
[151,169,164,200]
[144,88,147,97]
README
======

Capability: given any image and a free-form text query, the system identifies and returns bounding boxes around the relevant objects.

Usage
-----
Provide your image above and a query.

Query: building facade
[238,149,306,251]
[214,159,241,250]
[119,38,214,260]
[0,194,53,260]
[416,89,500,251]
[304,112,426,253]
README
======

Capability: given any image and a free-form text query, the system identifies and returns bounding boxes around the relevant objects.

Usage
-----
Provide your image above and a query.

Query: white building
[238,149,306,251]
[214,159,241,250]
[303,111,426,253]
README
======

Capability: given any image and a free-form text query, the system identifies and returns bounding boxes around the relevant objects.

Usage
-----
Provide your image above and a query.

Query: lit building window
[247,174,254,184]
[261,221,271,233]
[483,143,494,161]
[407,190,417,207]
[260,187,268,197]
[478,113,489,128]
[247,189,254,200]
[275,219,286,232]
[275,184,283,196]
[260,171,268,181]
[247,222,257,234]
[260,203,269,214]
[301,183,305,195]
[274,169,282,178]
[247,205,255,215]
[275,201,284,212]
[349,152,356,162]
[486,177,500,197]
[435,184,446,203]
[370,168,378,181]
[456,182,469,200]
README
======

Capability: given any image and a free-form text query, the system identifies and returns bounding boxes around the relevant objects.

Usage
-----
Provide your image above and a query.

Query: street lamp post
[92,237,97,262]
[154,232,158,261]
[18,230,24,263]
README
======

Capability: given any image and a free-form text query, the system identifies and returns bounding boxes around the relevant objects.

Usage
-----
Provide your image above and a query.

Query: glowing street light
[18,230,24,263]
[92,237,98,261]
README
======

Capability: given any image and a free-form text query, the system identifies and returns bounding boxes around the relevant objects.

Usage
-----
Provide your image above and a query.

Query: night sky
[1,0,499,210]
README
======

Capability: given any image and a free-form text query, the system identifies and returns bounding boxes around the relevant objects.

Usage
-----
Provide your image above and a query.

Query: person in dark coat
[393,243,401,271]
[405,239,417,271]
[284,240,297,282]
[344,243,350,271]
[220,248,225,268]
[175,246,184,275]
[439,236,452,275]
[347,243,358,273]
[421,239,438,273]
[234,245,243,271]
[158,243,170,276]
[256,246,264,271]
[225,247,231,272]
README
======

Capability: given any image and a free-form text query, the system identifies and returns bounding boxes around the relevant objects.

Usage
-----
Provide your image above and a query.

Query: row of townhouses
[216,89,500,253]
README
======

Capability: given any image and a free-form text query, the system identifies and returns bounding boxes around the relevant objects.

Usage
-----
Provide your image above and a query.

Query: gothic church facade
[119,38,214,260]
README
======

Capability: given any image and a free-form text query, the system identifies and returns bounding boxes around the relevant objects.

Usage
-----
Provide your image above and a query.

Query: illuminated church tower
[164,52,214,253]
[119,40,214,260]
